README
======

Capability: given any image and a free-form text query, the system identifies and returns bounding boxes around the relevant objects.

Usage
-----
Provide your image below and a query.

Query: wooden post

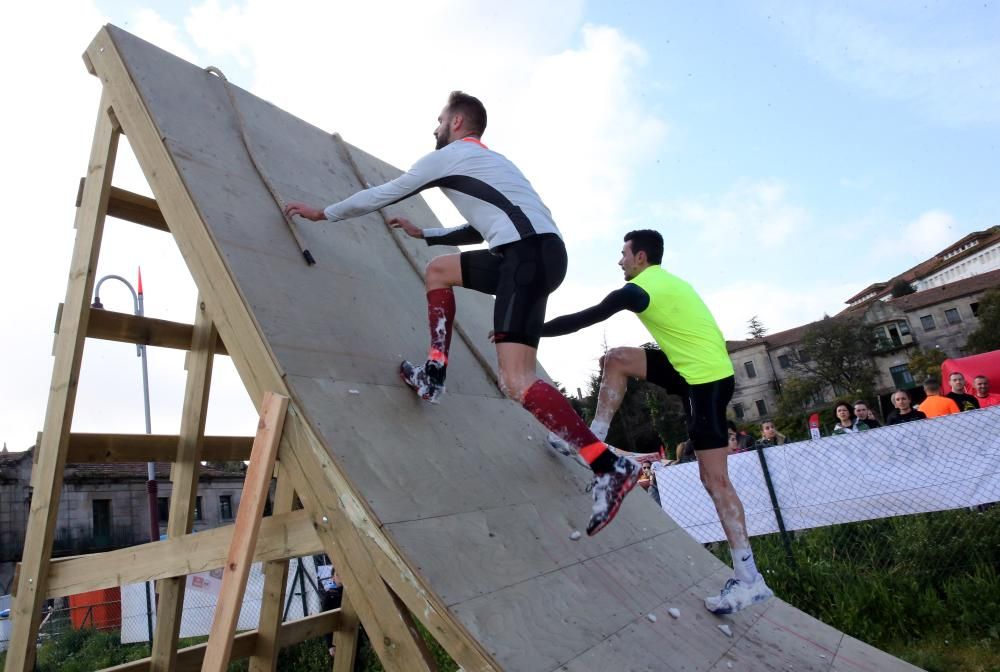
[5,93,119,672]
[150,298,217,671]
[247,462,296,672]
[332,593,361,672]
[201,392,288,672]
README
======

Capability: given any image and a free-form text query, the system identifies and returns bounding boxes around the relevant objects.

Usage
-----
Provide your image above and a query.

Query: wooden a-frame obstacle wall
[8,23,926,672]
[4,26,500,672]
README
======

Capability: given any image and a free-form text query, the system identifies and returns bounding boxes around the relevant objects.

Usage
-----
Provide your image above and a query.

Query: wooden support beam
[5,94,119,672]
[332,594,361,672]
[151,298,217,672]
[248,463,296,672]
[202,391,288,672]
[27,508,321,599]
[109,185,168,231]
[100,610,340,672]
[86,308,227,354]
[67,433,251,463]
[279,416,437,672]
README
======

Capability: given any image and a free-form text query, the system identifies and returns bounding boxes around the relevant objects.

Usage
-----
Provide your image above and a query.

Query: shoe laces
[720,578,739,596]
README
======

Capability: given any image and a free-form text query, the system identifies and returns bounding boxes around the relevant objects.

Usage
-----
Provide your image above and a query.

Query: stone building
[0,446,246,593]
[727,267,1000,424]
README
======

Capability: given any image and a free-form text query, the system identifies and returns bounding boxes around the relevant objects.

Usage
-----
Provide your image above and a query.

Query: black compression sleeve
[542,284,650,337]
[425,224,485,247]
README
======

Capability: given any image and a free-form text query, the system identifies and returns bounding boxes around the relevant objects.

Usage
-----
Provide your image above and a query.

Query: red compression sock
[427,288,455,363]
[522,380,616,473]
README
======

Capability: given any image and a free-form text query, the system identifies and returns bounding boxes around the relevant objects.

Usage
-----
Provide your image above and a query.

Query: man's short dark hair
[624,229,664,264]
[446,91,487,136]
[923,377,941,393]
[894,388,911,399]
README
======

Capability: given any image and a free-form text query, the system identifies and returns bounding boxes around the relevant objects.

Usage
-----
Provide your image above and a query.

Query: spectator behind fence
[918,378,960,418]
[853,400,881,428]
[832,401,869,434]
[726,421,755,453]
[887,389,927,425]
[973,375,1000,408]
[757,421,788,447]
[946,372,980,412]
[674,439,697,464]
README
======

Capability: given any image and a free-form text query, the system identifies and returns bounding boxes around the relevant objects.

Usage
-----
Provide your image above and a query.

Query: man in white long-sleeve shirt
[285,92,640,536]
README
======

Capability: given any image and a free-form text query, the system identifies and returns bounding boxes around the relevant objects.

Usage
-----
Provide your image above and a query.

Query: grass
[712,506,1000,671]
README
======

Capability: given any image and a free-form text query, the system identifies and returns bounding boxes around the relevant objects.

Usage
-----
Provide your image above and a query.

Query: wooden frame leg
[201,392,288,672]
[150,298,217,672]
[5,93,119,672]
[332,593,361,672]
[247,462,296,672]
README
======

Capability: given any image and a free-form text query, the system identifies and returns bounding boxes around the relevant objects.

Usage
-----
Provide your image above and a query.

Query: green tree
[890,279,916,298]
[907,347,948,383]
[747,315,768,340]
[788,317,878,398]
[964,288,1000,354]
[775,375,827,418]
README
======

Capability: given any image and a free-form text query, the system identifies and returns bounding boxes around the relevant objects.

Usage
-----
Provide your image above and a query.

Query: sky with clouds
[1,1,998,451]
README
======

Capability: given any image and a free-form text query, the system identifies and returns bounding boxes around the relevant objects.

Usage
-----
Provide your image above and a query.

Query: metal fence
[649,404,1000,652]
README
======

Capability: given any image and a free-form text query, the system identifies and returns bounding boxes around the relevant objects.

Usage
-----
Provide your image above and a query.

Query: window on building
[158,497,170,524]
[194,496,203,521]
[744,361,757,378]
[777,354,790,369]
[755,399,768,416]
[798,349,812,362]
[920,315,936,332]
[219,494,233,520]
[92,499,112,546]
[890,364,915,389]
[970,302,980,317]
[733,403,744,420]
[898,321,911,336]
[945,308,961,325]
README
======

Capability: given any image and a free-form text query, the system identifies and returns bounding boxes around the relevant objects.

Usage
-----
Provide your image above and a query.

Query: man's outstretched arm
[284,150,447,222]
[542,284,650,337]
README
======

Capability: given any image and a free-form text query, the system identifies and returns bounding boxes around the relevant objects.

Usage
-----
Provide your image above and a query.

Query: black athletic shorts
[645,348,734,450]
[460,233,567,348]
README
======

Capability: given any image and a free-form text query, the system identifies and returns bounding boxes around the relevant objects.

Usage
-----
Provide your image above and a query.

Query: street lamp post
[91,270,158,646]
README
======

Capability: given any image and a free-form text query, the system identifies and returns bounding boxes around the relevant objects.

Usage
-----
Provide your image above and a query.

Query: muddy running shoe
[704,576,774,615]
[399,359,445,403]
[586,455,640,536]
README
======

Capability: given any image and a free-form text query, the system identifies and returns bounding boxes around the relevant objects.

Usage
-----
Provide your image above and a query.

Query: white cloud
[704,280,861,342]
[870,209,960,263]
[654,177,808,250]
[766,4,1000,125]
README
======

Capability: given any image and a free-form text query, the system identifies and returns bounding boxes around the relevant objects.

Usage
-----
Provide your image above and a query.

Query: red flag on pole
[137,266,144,295]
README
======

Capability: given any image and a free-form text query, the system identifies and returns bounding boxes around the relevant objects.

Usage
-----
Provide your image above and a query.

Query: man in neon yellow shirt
[542,229,772,614]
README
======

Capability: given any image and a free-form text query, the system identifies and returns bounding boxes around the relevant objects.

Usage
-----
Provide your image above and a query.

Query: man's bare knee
[602,347,644,377]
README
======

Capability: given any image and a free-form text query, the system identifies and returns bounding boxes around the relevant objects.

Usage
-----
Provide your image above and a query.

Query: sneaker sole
[586,466,641,537]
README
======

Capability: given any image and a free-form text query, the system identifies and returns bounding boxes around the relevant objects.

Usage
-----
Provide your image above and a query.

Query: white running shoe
[704,576,774,615]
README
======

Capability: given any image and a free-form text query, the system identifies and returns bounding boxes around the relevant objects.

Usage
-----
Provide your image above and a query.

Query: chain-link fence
[650,404,1000,666]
